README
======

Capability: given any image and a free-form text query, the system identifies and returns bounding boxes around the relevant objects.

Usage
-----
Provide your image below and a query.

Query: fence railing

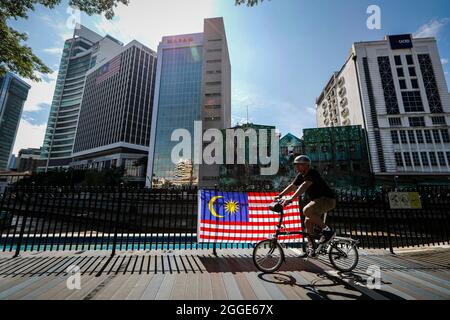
[0,186,449,256]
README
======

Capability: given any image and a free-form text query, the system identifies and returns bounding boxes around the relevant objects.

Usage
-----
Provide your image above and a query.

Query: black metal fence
[0,185,449,256]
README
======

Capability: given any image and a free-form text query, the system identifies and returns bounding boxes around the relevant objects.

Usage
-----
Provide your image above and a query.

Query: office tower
[147,17,231,188]
[40,25,124,171]
[0,72,31,171]
[72,41,157,184]
[316,34,450,176]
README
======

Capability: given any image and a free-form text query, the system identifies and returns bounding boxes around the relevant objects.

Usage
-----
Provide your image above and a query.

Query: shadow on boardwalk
[0,248,448,300]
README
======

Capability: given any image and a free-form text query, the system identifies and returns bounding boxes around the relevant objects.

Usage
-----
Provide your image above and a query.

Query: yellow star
[224,200,239,215]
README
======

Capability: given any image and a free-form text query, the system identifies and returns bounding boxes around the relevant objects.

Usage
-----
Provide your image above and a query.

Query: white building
[316,34,450,177]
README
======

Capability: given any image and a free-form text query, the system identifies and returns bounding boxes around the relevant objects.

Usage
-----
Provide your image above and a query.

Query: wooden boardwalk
[0,247,449,300]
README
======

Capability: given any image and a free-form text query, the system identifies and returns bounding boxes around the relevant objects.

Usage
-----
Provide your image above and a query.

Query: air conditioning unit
[341,108,349,117]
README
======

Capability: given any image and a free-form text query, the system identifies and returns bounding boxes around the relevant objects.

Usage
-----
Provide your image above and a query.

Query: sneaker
[319,227,336,244]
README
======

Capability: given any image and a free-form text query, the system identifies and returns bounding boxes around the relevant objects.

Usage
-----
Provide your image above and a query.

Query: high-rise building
[0,72,31,171]
[316,34,450,177]
[147,17,231,188]
[40,25,124,171]
[71,41,157,184]
[17,148,46,173]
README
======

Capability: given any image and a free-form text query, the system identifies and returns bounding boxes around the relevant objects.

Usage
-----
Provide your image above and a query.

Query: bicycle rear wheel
[329,241,359,272]
[253,239,284,273]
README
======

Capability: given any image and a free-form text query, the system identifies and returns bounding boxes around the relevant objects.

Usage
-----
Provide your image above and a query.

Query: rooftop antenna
[246,105,249,124]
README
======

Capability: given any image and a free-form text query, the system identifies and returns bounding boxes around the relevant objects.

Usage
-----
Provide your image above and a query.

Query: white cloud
[442,58,449,65]
[414,18,449,38]
[22,71,57,112]
[42,47,63,56]
[92,0,215,49]
[12,120,46,154]
[40,14,73,41]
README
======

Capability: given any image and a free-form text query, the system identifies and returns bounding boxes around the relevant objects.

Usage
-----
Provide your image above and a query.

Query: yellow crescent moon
[208,196,224,218]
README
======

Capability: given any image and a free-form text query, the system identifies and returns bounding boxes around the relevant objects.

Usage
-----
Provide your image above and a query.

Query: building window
[432,129,442,144]
[394,55,402,66]
[431,116,446,125]
[391,131,399,144]
[408,67,417,77]
[205,81,221,86]
[399,131,408,144]
[395,153,404,167]
[389,118,402,126]
[205,105,221,109]
[402,91,424,112]
[403,153,412,166]
[437,152,447,166]
[411,79,419,89]
[408,131,416,144]
[406,55,414,65]
[418,54,443,113]
[416,130,424,144]
[397,68,405,78]
[429,152,438,166]
[447,152,450,165]
[421,152,429,167]
[412,152,421,167]
[206,59,222,63]
[378,56,400,114]
[399,79,407,90]
[424,130,433,143]
[441,129,450,143]
[408,117,425,127]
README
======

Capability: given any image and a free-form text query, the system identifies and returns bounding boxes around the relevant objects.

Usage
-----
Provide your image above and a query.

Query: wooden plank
[244,273,272,300]
[140,274,165,300]
[210,273,228,300]
[222,273,244,300]
[16,276,68,300]
[197,273,213,300]
[155,274,176,300]
[232,273,258,300]
[171,273,188,300]
[126,274,154,300]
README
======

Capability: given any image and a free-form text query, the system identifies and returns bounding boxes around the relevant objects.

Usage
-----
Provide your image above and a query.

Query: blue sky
[9,0,450,154]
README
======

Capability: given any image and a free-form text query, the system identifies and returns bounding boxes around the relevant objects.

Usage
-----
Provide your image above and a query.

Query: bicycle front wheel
[329,241,359,272]
[253,239,284,273]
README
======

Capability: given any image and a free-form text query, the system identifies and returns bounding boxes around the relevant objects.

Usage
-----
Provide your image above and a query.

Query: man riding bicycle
[275,155,336,244]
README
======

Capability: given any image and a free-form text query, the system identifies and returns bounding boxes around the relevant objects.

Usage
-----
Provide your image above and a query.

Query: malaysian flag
[198,190,304,243]
[96,56,121,85]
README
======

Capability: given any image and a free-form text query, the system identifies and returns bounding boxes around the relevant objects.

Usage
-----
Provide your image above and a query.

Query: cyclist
[275,155,336,244]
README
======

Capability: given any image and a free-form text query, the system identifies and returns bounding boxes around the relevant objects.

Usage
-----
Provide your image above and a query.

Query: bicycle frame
[270,201,358,255]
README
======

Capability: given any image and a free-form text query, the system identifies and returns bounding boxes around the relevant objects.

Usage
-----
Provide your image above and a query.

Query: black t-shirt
[293,168,336,200]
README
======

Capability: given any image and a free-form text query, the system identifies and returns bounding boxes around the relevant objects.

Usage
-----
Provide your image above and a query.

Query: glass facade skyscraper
[0,72,30,171]
[151,44,204,184]
[40,25,123,171]
[147,18,232,188]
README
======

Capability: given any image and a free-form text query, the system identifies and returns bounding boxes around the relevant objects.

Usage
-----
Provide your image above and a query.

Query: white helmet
[294,155,311,165]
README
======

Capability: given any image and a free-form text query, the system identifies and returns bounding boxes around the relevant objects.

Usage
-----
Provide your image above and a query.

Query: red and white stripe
[198,191,304,244]
[96,56,121,84]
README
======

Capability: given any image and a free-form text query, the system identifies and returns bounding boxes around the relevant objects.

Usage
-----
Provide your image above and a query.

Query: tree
[0,0,129,81]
